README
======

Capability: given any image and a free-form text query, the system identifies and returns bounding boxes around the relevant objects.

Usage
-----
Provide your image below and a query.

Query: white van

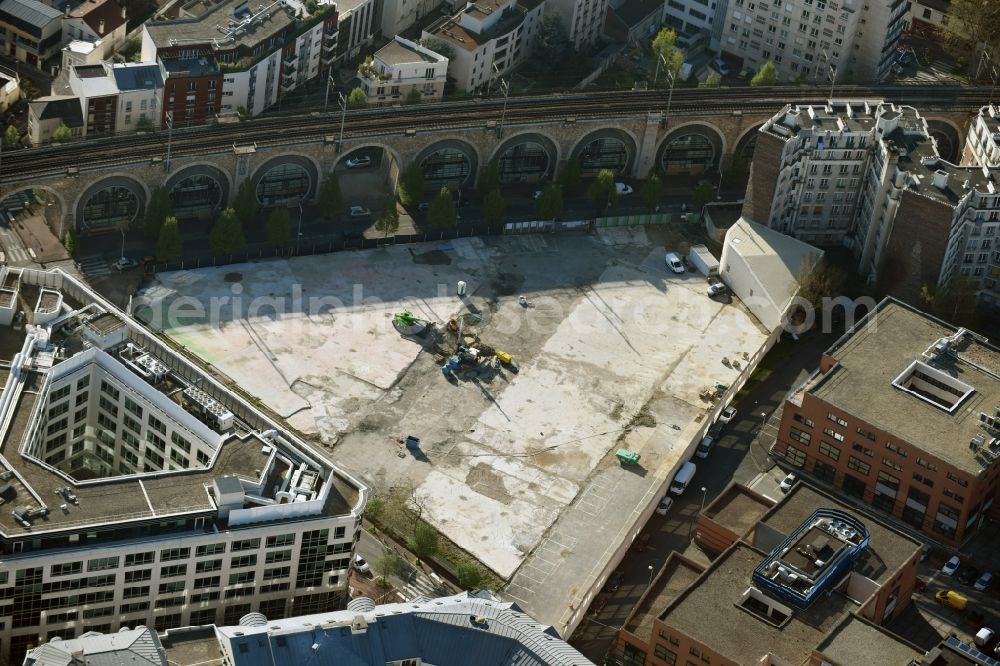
[669,461,697,495]
[695,435,714,459]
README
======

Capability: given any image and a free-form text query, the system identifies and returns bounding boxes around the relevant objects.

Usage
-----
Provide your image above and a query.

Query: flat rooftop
[816,615,923,665]
[704,483,774,537]
[145,0,311,52]
[624,554,703,640]
[375,38,438,66]
[809,299,1000,475]
[759,484,922,584]
[661,542,858,665]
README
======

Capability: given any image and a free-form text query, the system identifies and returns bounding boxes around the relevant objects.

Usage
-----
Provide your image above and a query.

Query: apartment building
[543,0,607,49]
[771,298,1000,548]
[358,35,448,104]
[0,266,366,665]
[746,100,1000,307]
[422,0,543,92]
[0,0,62,69]
[962,104,1000,167]
[141,0,338,123]
[62,0,127,61]
[380,0,439,42]
[662,0,726,48]
[612,481,923,666]
[720,0,907,84]
[909,0,948,39]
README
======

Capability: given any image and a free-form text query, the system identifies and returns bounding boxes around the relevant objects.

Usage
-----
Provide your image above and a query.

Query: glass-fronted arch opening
[578,138,629,174]
[169,174,225,220]
[498,141,551,183]
[421,148,472,189]
[82,186,140,233]
[257,163,311,207]
[661,133,716,175]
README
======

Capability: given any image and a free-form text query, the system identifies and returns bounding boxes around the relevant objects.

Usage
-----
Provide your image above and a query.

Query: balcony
[321,48,337,65]
[283,51,297,65]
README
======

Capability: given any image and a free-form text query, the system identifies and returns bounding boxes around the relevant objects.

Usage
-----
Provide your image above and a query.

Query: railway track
[4,84,992,181]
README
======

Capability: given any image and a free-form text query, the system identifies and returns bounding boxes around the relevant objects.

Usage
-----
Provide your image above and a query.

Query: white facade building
[544,0,608,48]
[423,0,543,93]
[962,104,1000,168]
[720,0,908,83]
[62,0,128,62]
[380,0,441,42]
[359,36,448,104]
[0,266,366,666]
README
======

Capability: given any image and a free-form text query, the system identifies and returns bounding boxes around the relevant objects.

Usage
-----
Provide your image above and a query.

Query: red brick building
[772,298,1000,547]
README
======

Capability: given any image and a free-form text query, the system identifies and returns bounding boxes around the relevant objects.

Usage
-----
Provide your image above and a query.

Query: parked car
[779,472,796,493]
[615,182,633,195]
[352,554,370,574]
[604,570,624,592]
[346,155,372,169]
[941,555,961,576]
[974,572,994,592]
[708,422,724,439]
[655,495,674,515]
[113,257,138,271]
[695,436,714,459]
[718,406,737,424]
[707,282,727,297]
[665,252,685,273]
[958,565,981,586]
[711,58,730,76]
[349,206,371,218]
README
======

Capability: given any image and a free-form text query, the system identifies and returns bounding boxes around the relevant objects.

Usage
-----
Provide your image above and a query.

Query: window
[856,427,877,441]
[124,397,142,417]
[813,459,836,483]
[148,414,166,434]
[194,575,220,589]
[852,443,873,457]
[124,570,151,584]
[784,445,807,467]
[792,413,814,427]
[158,581,185,594]
[195,559,222,573]
[823,427,845,442]
[818,441,840,461]
[654,644,677,664]
[789,427,811,444]
[266,534,295,548]
[231,555,257,569]
[196,543,225,557]
[125,552,154,567]
[231,538,260,552]
[916,458,938,471]
[946,471,968,487]
[266,550,292,564]
[229,571,255,585]
[160,547,190,562]
[885,442,908,457]
[882,457,903,472]
[263,566,290,581]
[87,556,119,572]
[100,380,119,400]
[51,562,82,577]
[847,456,870,476]
[160,564,187,578]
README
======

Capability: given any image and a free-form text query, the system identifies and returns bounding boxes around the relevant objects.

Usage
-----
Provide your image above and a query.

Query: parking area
[137,226,769,629]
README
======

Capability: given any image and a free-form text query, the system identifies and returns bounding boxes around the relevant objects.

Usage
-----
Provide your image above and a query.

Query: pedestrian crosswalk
[77,255,111,277]
[402,572,444,601]
[0,227,30,264]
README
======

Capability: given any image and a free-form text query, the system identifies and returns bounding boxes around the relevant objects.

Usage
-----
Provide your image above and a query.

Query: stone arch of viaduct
[3,107,974,236]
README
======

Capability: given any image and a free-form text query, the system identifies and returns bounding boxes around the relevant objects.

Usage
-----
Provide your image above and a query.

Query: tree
[482,188,506,225]
[156,215,182,261]
[375,196,400,239]
[456,561,484,590]
[641,174,664,213]
[373,553,401,587]
[700,71,721,88]
[534,15,570,72]
[209,208,246,255]
[587,169,618,213]
[692,181,715,213]
[4,124,17,147]
[397,162,424,206]
[919,275,980,328]
[558,157,583,194]
[63,229,77,257]
[405,88,422,105]
[652,28,685,83]
[427,187,457,229]
[477,159,501,201]
[796,255,847,311]
[942,0,1000,64]
[144,186,172,239]
[750,61,778,86]
[266,207,291,247]
[347,87,367,109]
[233,179,259,226]
[407,522,439,563]
[722,153,749,184]
[52,124,72,142]
[534,183,563,220]
[318,172,342,220]
[365,496,386,522]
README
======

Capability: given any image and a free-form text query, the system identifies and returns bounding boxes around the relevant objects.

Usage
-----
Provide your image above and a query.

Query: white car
[718,406,737,424]
[707,282,727,297]
[941,555,961,576]
[346,155,372,169]
[532,190,543,200]
[353,554,370,574]
[655,495,674,515]
[665,252,685,273]
[615,182,633,195]
[349,206,372,218]
[113,257,138,271]
[778,472,796,494]
[712,58,730,76]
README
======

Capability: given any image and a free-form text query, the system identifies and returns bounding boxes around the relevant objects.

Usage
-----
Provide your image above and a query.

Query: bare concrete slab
[138,230,768,629]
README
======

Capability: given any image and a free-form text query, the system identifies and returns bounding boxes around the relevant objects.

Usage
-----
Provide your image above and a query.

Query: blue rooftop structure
[215,591,593,666]
[752,509,870,609]
[111,64,164,91]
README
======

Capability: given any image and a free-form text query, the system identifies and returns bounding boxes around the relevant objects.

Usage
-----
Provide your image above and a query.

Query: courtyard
[136,226,769,628]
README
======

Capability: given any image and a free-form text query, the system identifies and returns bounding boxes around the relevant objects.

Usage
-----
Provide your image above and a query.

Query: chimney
[932,169,949,190]
[121,4,126,18]
[64,3,70,17]
[98,18,105,33]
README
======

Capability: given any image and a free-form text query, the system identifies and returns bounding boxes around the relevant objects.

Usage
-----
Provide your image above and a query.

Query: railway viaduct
[1,103,972,237]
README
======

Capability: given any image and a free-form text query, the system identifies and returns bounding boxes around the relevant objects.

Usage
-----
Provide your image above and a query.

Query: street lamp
[297,196,304,238]
[819,50,837,101]
[324,72,336,113]
[700,486,707,514]
[654,52,677,129]
[494,69,511,140]
[337,91,348,153]
[647,564,654,587]
[760,411,767,430]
